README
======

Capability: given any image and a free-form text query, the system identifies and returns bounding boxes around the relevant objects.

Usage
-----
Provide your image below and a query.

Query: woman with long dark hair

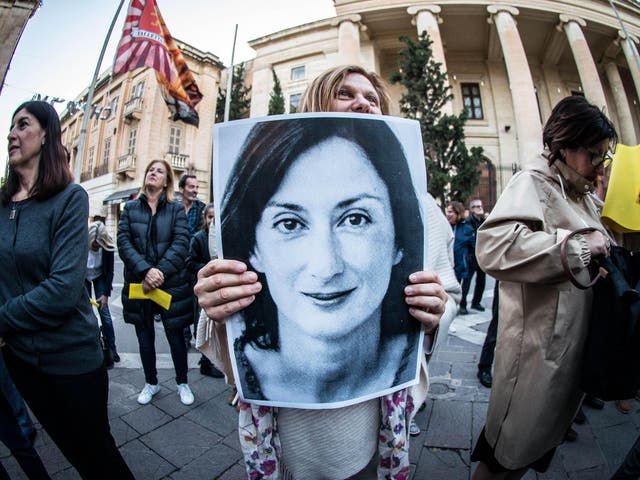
[0,100,133,478]
[222,116,423,403]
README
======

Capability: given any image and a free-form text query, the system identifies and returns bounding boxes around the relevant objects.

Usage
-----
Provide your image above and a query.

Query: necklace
[9,202,17,220]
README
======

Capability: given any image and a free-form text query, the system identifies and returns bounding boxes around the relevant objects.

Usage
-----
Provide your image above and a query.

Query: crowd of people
[0,65,637,479]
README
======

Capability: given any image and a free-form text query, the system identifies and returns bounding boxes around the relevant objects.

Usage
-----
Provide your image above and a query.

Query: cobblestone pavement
[1,279,638,479]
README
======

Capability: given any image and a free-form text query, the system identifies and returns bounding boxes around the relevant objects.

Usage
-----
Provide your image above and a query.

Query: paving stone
[424,400,472,450]
[436,350,478,364]
[567,464,610,479]
[215,461,246,480]
[185,393,239,437]
[559,423,605,472]
[536,452,569,479]
[410,400,434,461]
[32,432,72,476]
[119,439,176,479]
[51,466,81,479]
[427,360,451,378]
[582,401,627,428]
[122,403,173,435]
[592,422,638,473]
[109,416,140,447]
[222,429,242,453]
[141,417,221,467]
[451,360,479,381]
[413,447,469,480]
[169,443,241,480]
[107,379,140,405]
[448,384,478,402]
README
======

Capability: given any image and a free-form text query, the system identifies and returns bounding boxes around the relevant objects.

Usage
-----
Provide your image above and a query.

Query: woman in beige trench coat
[471,96,618,480]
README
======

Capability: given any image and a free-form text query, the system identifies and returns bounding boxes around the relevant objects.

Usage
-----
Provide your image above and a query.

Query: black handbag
[560,228,640,401]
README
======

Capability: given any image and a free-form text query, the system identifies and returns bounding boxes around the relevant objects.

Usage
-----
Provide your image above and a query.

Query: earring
[41,138,45,146]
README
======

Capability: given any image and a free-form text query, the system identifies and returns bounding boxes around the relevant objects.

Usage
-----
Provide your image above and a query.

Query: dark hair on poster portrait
[221,116,424,402]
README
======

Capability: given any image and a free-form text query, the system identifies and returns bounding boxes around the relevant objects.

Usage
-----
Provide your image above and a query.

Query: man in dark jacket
[461,199,487,312]
[179,174,206,348]
[86,220,119,367]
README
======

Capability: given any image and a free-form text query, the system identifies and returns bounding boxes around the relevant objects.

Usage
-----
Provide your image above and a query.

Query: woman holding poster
[196,65,450,479]
[222,116,424,404]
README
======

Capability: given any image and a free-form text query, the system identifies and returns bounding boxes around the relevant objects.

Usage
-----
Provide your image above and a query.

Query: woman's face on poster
[250,137,403,340]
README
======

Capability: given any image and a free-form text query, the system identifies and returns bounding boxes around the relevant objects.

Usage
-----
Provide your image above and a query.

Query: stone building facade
[246,0,640,209]
[60,40,223,233]
[0,0,40,97]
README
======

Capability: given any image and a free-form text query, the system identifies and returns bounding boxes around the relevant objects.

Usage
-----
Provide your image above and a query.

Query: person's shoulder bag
[560,227,640,401]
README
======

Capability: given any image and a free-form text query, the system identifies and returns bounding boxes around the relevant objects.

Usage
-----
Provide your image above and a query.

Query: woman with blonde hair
[118,159,194,406]
[196,65,459,479]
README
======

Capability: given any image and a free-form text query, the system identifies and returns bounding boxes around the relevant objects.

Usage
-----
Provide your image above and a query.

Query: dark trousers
[3,350,133,479]
[461,259,486,308]
[612,434,640,479]
[478,282,499,372]
[135,314,188,385]
[0,353,48,479]
[0,388,50,479]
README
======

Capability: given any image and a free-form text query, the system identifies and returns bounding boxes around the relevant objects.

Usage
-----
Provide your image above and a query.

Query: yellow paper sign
[602,143,640,233]
[128,284,172,310]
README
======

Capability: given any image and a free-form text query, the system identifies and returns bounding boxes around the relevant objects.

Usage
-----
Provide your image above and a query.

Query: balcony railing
[80,170,93,182]
[123,96,143,120]
[117,153,136,177]
[93,162,110,178]
[165,152,189,171]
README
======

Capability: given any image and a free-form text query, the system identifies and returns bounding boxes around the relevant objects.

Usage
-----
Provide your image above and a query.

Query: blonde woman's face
[145,162,167,191]
[330,73,382,115]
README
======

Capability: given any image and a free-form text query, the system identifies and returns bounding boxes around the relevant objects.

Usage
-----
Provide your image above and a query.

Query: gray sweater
[0,183,103,375]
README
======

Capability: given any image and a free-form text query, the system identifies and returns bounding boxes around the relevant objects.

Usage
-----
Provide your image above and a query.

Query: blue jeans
[85,277,117,354]
[134,310,188,385]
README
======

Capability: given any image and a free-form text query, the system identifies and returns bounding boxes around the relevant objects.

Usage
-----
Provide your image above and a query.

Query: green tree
[390,32,484,207]
[215,62,252,122]
[268,69,285,115]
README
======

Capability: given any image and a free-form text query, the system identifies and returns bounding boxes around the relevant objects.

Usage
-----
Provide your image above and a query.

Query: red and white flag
[114,0,203,126]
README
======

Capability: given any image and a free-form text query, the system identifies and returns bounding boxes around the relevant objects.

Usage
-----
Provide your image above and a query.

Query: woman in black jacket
[117,159,194,405]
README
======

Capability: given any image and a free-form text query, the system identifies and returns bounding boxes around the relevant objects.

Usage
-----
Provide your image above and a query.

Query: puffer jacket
[117,193,192,330]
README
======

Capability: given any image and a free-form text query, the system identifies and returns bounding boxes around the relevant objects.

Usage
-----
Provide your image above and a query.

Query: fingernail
[409,273,417,282]
[405,286,414,295]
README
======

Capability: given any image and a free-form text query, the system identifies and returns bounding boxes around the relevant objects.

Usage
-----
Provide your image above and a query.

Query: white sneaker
[177,383,194,405]
[137,383,160,405]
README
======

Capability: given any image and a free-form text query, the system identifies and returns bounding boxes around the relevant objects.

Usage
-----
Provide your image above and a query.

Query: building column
[334,14,362,65]
[407,5,452,114]
[487,5,542,167]
[604,61,637,144]
[619,31,640,103]
[559,14,608,110]
[248,66,272,117]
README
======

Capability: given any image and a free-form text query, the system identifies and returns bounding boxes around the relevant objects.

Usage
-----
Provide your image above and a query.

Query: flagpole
[223,24,238,123]
[74,0,126,183]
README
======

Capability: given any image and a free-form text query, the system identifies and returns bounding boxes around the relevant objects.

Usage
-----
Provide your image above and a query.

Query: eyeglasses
[583,148,613,168]
[470,205,483,209]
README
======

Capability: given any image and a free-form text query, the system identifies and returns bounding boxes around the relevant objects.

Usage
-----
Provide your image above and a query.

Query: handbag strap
[560,227,601,290]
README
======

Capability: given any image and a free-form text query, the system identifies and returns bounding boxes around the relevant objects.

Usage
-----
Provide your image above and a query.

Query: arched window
[467,157,496,211]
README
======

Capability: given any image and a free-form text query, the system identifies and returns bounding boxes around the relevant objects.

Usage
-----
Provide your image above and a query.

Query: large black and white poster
[213,113,428,409]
